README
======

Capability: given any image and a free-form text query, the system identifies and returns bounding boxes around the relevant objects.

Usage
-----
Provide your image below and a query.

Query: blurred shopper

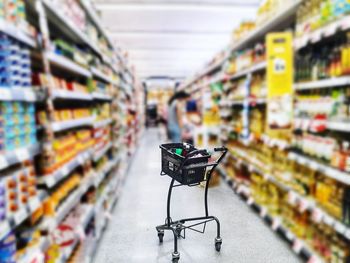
[167,91,190,142]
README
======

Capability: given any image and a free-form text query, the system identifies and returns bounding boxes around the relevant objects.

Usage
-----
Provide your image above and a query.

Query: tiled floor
[93,129,301,263]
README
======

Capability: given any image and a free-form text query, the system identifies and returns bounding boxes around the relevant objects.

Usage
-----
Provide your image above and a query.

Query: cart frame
[156,145,227,262]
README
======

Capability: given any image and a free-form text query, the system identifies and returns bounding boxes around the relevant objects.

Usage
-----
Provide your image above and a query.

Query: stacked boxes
[1,163,37,219]
[0,34,31,88]
[0,102,36,151]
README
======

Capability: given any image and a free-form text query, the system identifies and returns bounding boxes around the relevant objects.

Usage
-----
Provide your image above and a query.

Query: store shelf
[326,121,350,132]
[47,52,92,78]
[229,61,267,81]
[218,169,324,263]
[51,89,93,101]
[81,205,95,230]
[56,239,79,263]
[288,152,350,185]
[92,92,113,101]
[51,117,94,132]
[93,142,112,162]
[295,15,350,50]
[40,174,94,231]
[0,88,41,102]
[0,144,41,171]
[230,0,301,52]
[41,0,101,56]
[80,0,114,49]
[91,67,113,84]
[0,19,36,48]
[0,191,47,241]
[38,149,93,188]
[294,76,350,90]
[18,237,50,263]
[94,156,121,187]
[93,118,113,129]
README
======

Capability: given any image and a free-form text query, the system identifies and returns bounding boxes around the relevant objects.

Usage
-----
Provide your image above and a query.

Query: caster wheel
[215,237,222,252]
[157,231,164,243]
[172,252,180,262]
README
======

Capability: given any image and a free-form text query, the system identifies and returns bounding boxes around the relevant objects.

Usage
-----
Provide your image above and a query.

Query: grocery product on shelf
[0,101,37,151]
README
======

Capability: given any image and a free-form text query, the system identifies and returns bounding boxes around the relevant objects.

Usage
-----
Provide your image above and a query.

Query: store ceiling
[94,0,260,80]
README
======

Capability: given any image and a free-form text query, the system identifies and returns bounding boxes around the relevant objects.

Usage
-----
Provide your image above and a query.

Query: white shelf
[288,152,350,185]
[92,92,113,101]
[51,117,94,132]
[38,149,92,188]
[93,142,112,162]
[294,76,350,90]
[229,61,266,81]
[40,174,94,231]
[91,67,113,83]
[51,89,93,101]
[47,52,92,78]
[230,0,301,52]
[94,156,121,187]
[0,191,47,241]
[326,121,350,132]
[94,118,113,129]
[295,15,350,50]
[0,19,36,48]
[0,144,41,171]
[0,88,40,102]
[42,0,101,56]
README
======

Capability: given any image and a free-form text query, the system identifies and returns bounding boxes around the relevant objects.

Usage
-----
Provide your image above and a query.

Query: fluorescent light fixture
[96,3,258,12]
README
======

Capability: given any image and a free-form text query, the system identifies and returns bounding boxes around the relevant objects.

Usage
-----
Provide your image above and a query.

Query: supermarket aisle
[94,129,300,263]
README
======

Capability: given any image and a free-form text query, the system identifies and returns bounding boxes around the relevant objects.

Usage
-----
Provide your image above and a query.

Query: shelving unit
[0,1,143,262]
[183,0,350,262]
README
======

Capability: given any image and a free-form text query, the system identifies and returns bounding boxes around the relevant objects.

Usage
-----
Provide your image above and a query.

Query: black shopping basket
[156,143,227,262]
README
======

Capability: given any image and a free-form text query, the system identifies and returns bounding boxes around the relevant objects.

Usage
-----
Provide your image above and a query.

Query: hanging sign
[266,32,293,130]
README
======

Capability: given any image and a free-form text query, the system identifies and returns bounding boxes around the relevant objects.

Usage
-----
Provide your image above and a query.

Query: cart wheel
[157,231,164,243]
[215,237,222,252]
[172,252,180,262]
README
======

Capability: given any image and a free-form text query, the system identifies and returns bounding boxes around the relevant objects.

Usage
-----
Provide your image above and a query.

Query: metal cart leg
[166,178,175,227]
[171,229,180,262]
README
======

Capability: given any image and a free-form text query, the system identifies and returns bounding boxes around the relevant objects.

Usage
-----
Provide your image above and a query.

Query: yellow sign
[266,32,293,132]
[267,32,293,97]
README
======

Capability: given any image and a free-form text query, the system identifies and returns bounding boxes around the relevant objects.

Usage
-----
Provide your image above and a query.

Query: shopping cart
[156,143,227,262]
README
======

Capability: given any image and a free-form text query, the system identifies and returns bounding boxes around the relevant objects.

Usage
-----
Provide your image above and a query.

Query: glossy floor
[94,129,300,263]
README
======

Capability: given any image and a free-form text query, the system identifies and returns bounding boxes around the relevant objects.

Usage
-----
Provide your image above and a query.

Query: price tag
[0,221,10,240]
[311,208,324,223]
[77,156,84,165]
[29,198,40,212]
[323,214,335,226]
[247,197,254,206]
[46,176,55,187]
[15,148,30,161]
[309,161,319,171]
[260,207,267,218]
[76,226,86,241]
[308,255,321,263]
[289,153,296,161]
[14,208,27,225]
[298,157,306,165]
[61,166,69,176]
[288,191,298,205]
[341,16,350,30]
[311,30,321,43]
[292,239,303,254]
[0,156,8,169]
[344,229,350,240]
[324,22,338,37]
[272,218,281,231]
[335,222,346,234]
[0,89,12,100]
[24,90,35,101]
[298,198,309,213]
[286,231,294,241]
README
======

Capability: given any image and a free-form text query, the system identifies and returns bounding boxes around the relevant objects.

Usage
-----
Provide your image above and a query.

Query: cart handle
[185,146,228,169]
[178,149,209,171]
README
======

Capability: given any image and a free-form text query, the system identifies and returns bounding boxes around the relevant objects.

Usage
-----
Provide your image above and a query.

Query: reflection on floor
[93,128,301,263]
